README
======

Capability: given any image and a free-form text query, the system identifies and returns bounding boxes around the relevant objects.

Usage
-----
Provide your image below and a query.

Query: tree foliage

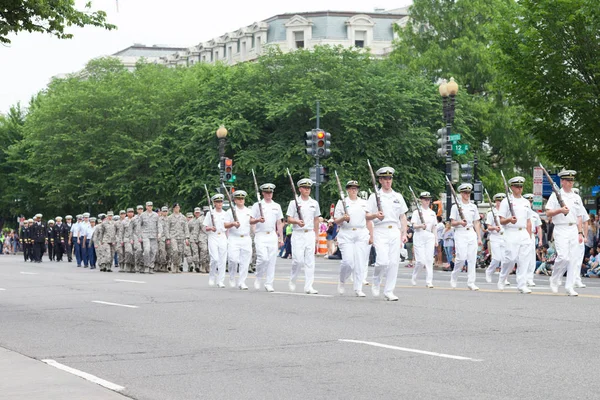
[0,0,115,44]
[495,0,600,184]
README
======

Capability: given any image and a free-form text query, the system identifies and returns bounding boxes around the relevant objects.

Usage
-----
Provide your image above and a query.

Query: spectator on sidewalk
[435,216,444,265]
[586,246,600,277]
[442,222,454,271]
[325,219,338,257]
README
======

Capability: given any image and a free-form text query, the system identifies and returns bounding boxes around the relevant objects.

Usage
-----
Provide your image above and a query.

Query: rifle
[251,169,264,219]
[221,182,238,222]
[204,184,216,228]
[408,186,425,228]
[286,168,303,221]
[500,170,515,217]
[366,160,382,212]
[334,171,349,220]
[444,175,465,221]
[484,188,499,227]
[539,163,568,215]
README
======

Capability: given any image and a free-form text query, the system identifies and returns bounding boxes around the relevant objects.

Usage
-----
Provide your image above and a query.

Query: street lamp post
[439,77,459,220]
[216,125,228,191]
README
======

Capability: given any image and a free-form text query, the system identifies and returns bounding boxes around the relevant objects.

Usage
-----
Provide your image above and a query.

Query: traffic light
[224,157,233,181]
[314,130,331,158]
[436,128,449,157]
[451,161,459,183]
[473,180,483,203]
[309,166,317,181]
[320,166,330,183]
[460,163,473,182]
[305,131,316,156]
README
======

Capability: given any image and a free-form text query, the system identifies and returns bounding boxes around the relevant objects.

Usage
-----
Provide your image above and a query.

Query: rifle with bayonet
[445,175,466,221]
[334,171,349,221]
[367,160,382,213]
[500,170,515,217]
[408,186,425,228]
[204,184,216,228]
[221,182,238,222]
[539,163,568,215]
[286,168,303,221]
[251,169,264,219]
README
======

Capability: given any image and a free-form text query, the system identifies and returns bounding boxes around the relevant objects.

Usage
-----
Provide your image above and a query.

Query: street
[1,254,599,400]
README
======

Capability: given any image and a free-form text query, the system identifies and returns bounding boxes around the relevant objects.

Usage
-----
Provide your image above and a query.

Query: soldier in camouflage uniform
[92,215,105,270]
[156,206,169,272]
[140,201,161,274]
[166,203,189,273]
[116,211,126,271]
[96,211,118,272]
[185,212,195,272]
[188,208,202,272]
[122,208,135,273]
[132,205,144,273]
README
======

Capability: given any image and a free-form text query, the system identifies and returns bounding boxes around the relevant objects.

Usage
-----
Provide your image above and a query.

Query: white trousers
[550,226,580,290]
[291,230,316,292]
[337,228,370,292]
[499,229,531,290]
[485,237,505,276]
[412,230,435,285]
[575,242,585,285]
[208,233,228,284]
[451,230,478,285]
[255,232,278,286]
[228,235,252,285]
[372,226,401,296]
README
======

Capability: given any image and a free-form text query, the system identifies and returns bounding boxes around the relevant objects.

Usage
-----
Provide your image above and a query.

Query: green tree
[0,0,115,44]
[495,0,600,184]
[392,0,539,194]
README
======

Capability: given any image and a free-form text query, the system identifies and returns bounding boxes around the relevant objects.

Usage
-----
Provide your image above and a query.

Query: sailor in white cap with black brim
[571,187,588,290]
[497,176,533,293]
[251,183,284,292]
[224,190,253,290]
[203,193,228,288]
[286,178,321,295]
[546,170,586,296]
[485,193,506,283]
[450,182,482,290]
[410,191,438,288]
[367,166,408,301]
[334,179,374,297]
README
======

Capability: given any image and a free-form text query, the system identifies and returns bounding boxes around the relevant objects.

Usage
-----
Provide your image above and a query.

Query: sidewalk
[0,347,130,400]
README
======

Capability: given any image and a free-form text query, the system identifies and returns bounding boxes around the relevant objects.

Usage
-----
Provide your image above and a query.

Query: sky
[0,0,412,114]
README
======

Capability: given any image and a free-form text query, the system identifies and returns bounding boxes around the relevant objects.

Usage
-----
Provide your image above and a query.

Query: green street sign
[449,134,461,142]
[452,143,469,154]
[227,174,237,183]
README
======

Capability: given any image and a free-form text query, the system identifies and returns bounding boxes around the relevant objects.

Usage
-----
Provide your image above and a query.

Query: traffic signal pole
[315,101,320,204]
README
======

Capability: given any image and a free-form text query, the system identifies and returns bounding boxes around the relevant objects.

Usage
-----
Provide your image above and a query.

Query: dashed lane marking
[41,359,125,391]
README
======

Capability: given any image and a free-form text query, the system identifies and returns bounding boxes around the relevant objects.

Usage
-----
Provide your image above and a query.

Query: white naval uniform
[225,206,253,287]
[575,212,590,288]
[202,209,228,285]
[252,200,284,288]
[498,196,533,290]
[286,197,321,292]
[450,201,480,286]
[526,211,542,284]
[485,208,505,278]
[410,207,437,286]
[334,197,370,293]
[547,189,586,292]
[368,190,408,296]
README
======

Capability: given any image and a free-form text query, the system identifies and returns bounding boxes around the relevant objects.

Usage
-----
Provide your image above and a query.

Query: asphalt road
[1,254,599,400]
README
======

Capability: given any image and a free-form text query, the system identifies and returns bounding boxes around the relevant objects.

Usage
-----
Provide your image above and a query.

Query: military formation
[17,163,588,300]
[19,204,209,274]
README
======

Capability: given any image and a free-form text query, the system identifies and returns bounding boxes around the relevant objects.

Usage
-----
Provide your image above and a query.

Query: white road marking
[339,339,483,362]
[272,291,334,298]
[41,359,125,391]
[114,279,146,284]
[92,301,138,309]
[20,271,38,275]
[0,288,5,291]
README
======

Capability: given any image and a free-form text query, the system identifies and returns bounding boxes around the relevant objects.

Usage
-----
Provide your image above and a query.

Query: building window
[294,31,304,48]
[215,51,218,60]
[237,39,240,53]
[228,46,233,61]
[251,36,255,48]
[256,36,262,52]
[355,30,366,48]
[241,41,246,58]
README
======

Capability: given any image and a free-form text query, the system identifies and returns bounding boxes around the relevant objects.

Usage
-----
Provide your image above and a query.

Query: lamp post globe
[216,125,228,139]
[447,77,459,96]
[438,79,449,97]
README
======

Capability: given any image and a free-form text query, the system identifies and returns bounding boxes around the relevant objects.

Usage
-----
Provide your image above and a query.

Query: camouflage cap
[186,212,193,218]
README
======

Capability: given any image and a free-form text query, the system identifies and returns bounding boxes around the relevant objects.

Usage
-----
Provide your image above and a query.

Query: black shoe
[68,259,72,262]
[84,265,89,268]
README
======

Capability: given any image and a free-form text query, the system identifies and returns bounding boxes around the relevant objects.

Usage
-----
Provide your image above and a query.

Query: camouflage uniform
[198,211,210,273]
[156,209,169,272]
[122,213,135,272]
[188,210,201,272]
[96,213,118,271]
[115,214,125,272]
[140,207,161,273]
[92,220,103,268]
[132,211,144,272]
[166,211,189,273]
